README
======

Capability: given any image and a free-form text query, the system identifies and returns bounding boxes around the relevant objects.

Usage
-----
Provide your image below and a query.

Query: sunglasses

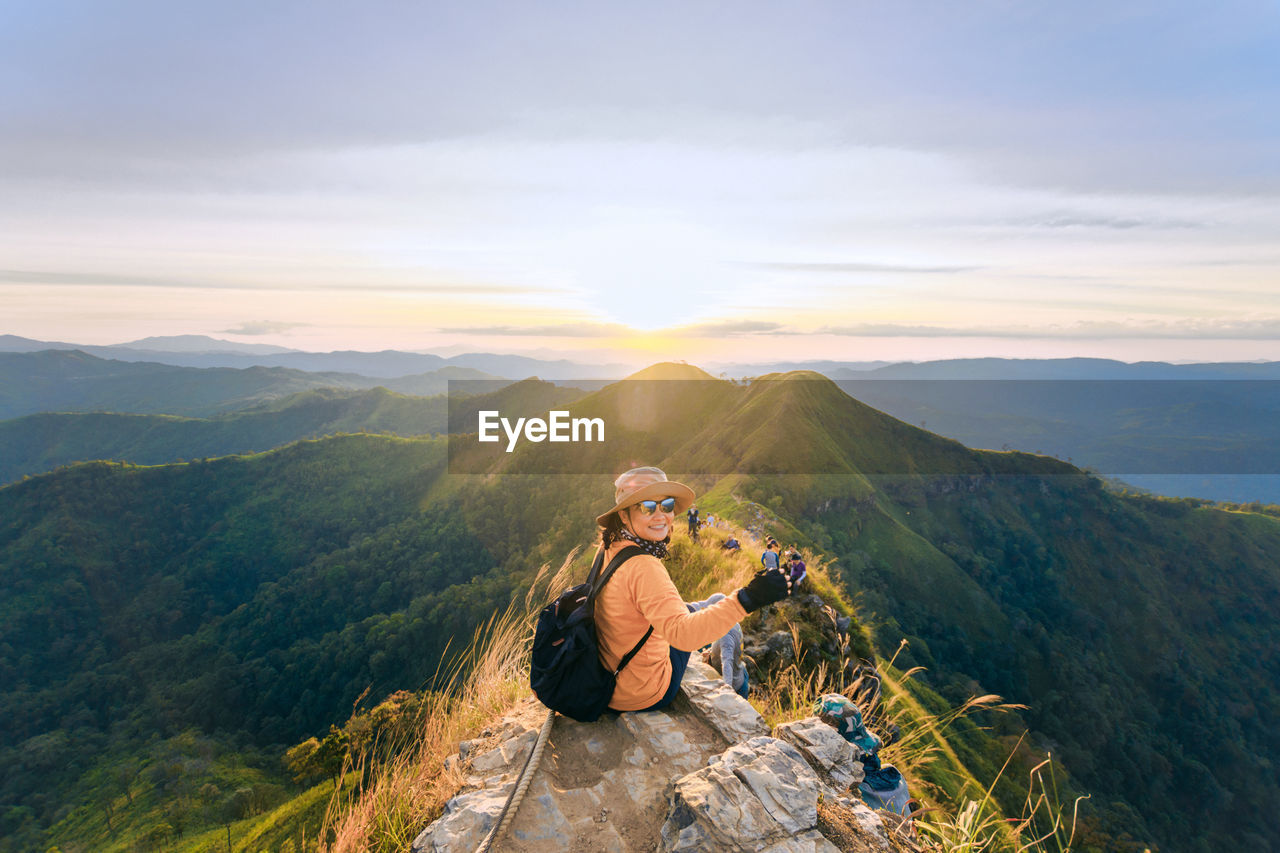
[632,497,677,515]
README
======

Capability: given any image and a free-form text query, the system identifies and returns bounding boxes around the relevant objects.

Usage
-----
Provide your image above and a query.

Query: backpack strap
[614,625,654,676]
[586,545,653,675]
[587,545,644,602]
[584,547,607,587]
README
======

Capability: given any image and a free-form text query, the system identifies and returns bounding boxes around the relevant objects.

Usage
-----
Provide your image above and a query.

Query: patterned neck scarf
[618,528,670,559]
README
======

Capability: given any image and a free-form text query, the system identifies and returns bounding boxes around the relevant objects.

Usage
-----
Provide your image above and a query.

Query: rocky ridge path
[412,659,903,852]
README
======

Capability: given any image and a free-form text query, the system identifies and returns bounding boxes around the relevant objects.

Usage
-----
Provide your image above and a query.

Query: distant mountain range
[0,350,506,420]
[105,334,299,355]
[0,333,297,355]
[0,335,633,379]
[836,356,1280,379]
[4,338,1280,503]
[9,335,1280,380]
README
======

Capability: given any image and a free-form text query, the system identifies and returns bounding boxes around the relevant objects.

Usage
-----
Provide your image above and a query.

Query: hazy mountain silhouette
[0,336,632,378]
[0,350,502,419]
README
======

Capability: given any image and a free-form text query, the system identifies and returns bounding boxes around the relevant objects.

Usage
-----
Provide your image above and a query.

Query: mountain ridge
[0,350,508,420]
[0,336,633,379]
[10,334,1280,380]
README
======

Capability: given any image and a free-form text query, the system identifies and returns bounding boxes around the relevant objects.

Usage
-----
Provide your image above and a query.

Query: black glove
[736,568,791,612]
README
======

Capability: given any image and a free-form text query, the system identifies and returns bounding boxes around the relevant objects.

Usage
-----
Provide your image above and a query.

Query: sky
[2,0,1279,367]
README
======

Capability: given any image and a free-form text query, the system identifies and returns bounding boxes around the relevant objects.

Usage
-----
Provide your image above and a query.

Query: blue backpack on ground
[530,546,652,722]
[860,765,911,815]
[815,693,912,815]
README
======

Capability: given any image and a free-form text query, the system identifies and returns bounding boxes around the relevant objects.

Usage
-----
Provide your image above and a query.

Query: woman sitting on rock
[595,466,791,712]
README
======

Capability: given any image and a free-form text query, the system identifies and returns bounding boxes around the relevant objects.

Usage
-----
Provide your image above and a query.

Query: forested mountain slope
[0,389,444,483]
[5,367,1279,851]
[0,350,500,419]
[834,377,1280,504]
[0,436,506,849]
[455,367,1280,850]
[0,379,585,484]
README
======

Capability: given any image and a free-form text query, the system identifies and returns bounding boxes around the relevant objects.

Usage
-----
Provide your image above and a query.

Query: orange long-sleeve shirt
[595,541,748,711]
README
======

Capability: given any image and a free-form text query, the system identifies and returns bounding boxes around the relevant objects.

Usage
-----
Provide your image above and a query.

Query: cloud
[5,2,1275,198]
[446,316,1280,341]
[220,321,308,336]
[1011,213,1204,230]
[817,319,1280,340]
[668,320,786,337]
[440,319,787,338]
[0,269,206,288]
[1063,319,1280,340]
[747,262,980,275]
[0,268,549,295]
[439,323,632,338]
[818,324,986,337]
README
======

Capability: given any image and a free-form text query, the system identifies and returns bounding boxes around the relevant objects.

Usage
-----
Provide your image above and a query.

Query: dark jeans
[639,644,692,711]
[638,601,704,711]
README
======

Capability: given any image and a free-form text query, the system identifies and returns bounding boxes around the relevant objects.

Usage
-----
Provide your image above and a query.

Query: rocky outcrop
[660,736,829,851]
[774,717,867,790]
[412,659,896,852]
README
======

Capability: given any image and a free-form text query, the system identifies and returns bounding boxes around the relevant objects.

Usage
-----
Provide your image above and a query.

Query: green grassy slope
[0,388,446,483]
[0,350,384,419]
[447,368,1280,849]
[1,436,513,851]
[836,377,1280,503]
[7,369,1280,851]
[694,380,1280,851]
[1,380,588,485]
[0,349,518,423]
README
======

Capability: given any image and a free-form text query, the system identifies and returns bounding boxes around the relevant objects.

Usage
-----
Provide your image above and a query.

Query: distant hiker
[705,513,715,529]
[721,536,741,551]
[761,541,781,571]
[787,551,807,591]
[702,593,749,698]
[595,467,791,712]
[687,505,700,541]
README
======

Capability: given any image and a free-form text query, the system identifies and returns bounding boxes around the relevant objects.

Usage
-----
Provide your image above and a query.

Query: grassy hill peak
[623,361,717,381]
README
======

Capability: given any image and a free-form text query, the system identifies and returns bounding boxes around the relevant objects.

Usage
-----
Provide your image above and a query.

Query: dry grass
[748,623,1053,853]
[911,746,1090,853]
[752,618,834,727]
[319,553,578,853]
[748,599,867,729]
[318,520,1085,853]
[851,644,1085,853]
[664,524,758,597]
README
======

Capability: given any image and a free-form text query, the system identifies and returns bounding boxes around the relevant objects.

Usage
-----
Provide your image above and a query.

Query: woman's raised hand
[736,568,792,612]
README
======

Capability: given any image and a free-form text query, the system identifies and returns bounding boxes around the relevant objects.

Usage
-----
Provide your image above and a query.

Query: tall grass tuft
[911,745,1090,853]
[318,524,1093,853]
[319,552,578,852]
[751,617,833,727]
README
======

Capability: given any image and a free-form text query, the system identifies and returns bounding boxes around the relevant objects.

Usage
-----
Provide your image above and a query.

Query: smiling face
[622,498,675,541]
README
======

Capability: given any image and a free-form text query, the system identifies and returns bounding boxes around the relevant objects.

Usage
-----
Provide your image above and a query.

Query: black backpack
[530,545,653,722]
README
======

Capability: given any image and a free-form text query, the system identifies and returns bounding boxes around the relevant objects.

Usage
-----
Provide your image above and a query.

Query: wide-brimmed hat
[595,466,695,527]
